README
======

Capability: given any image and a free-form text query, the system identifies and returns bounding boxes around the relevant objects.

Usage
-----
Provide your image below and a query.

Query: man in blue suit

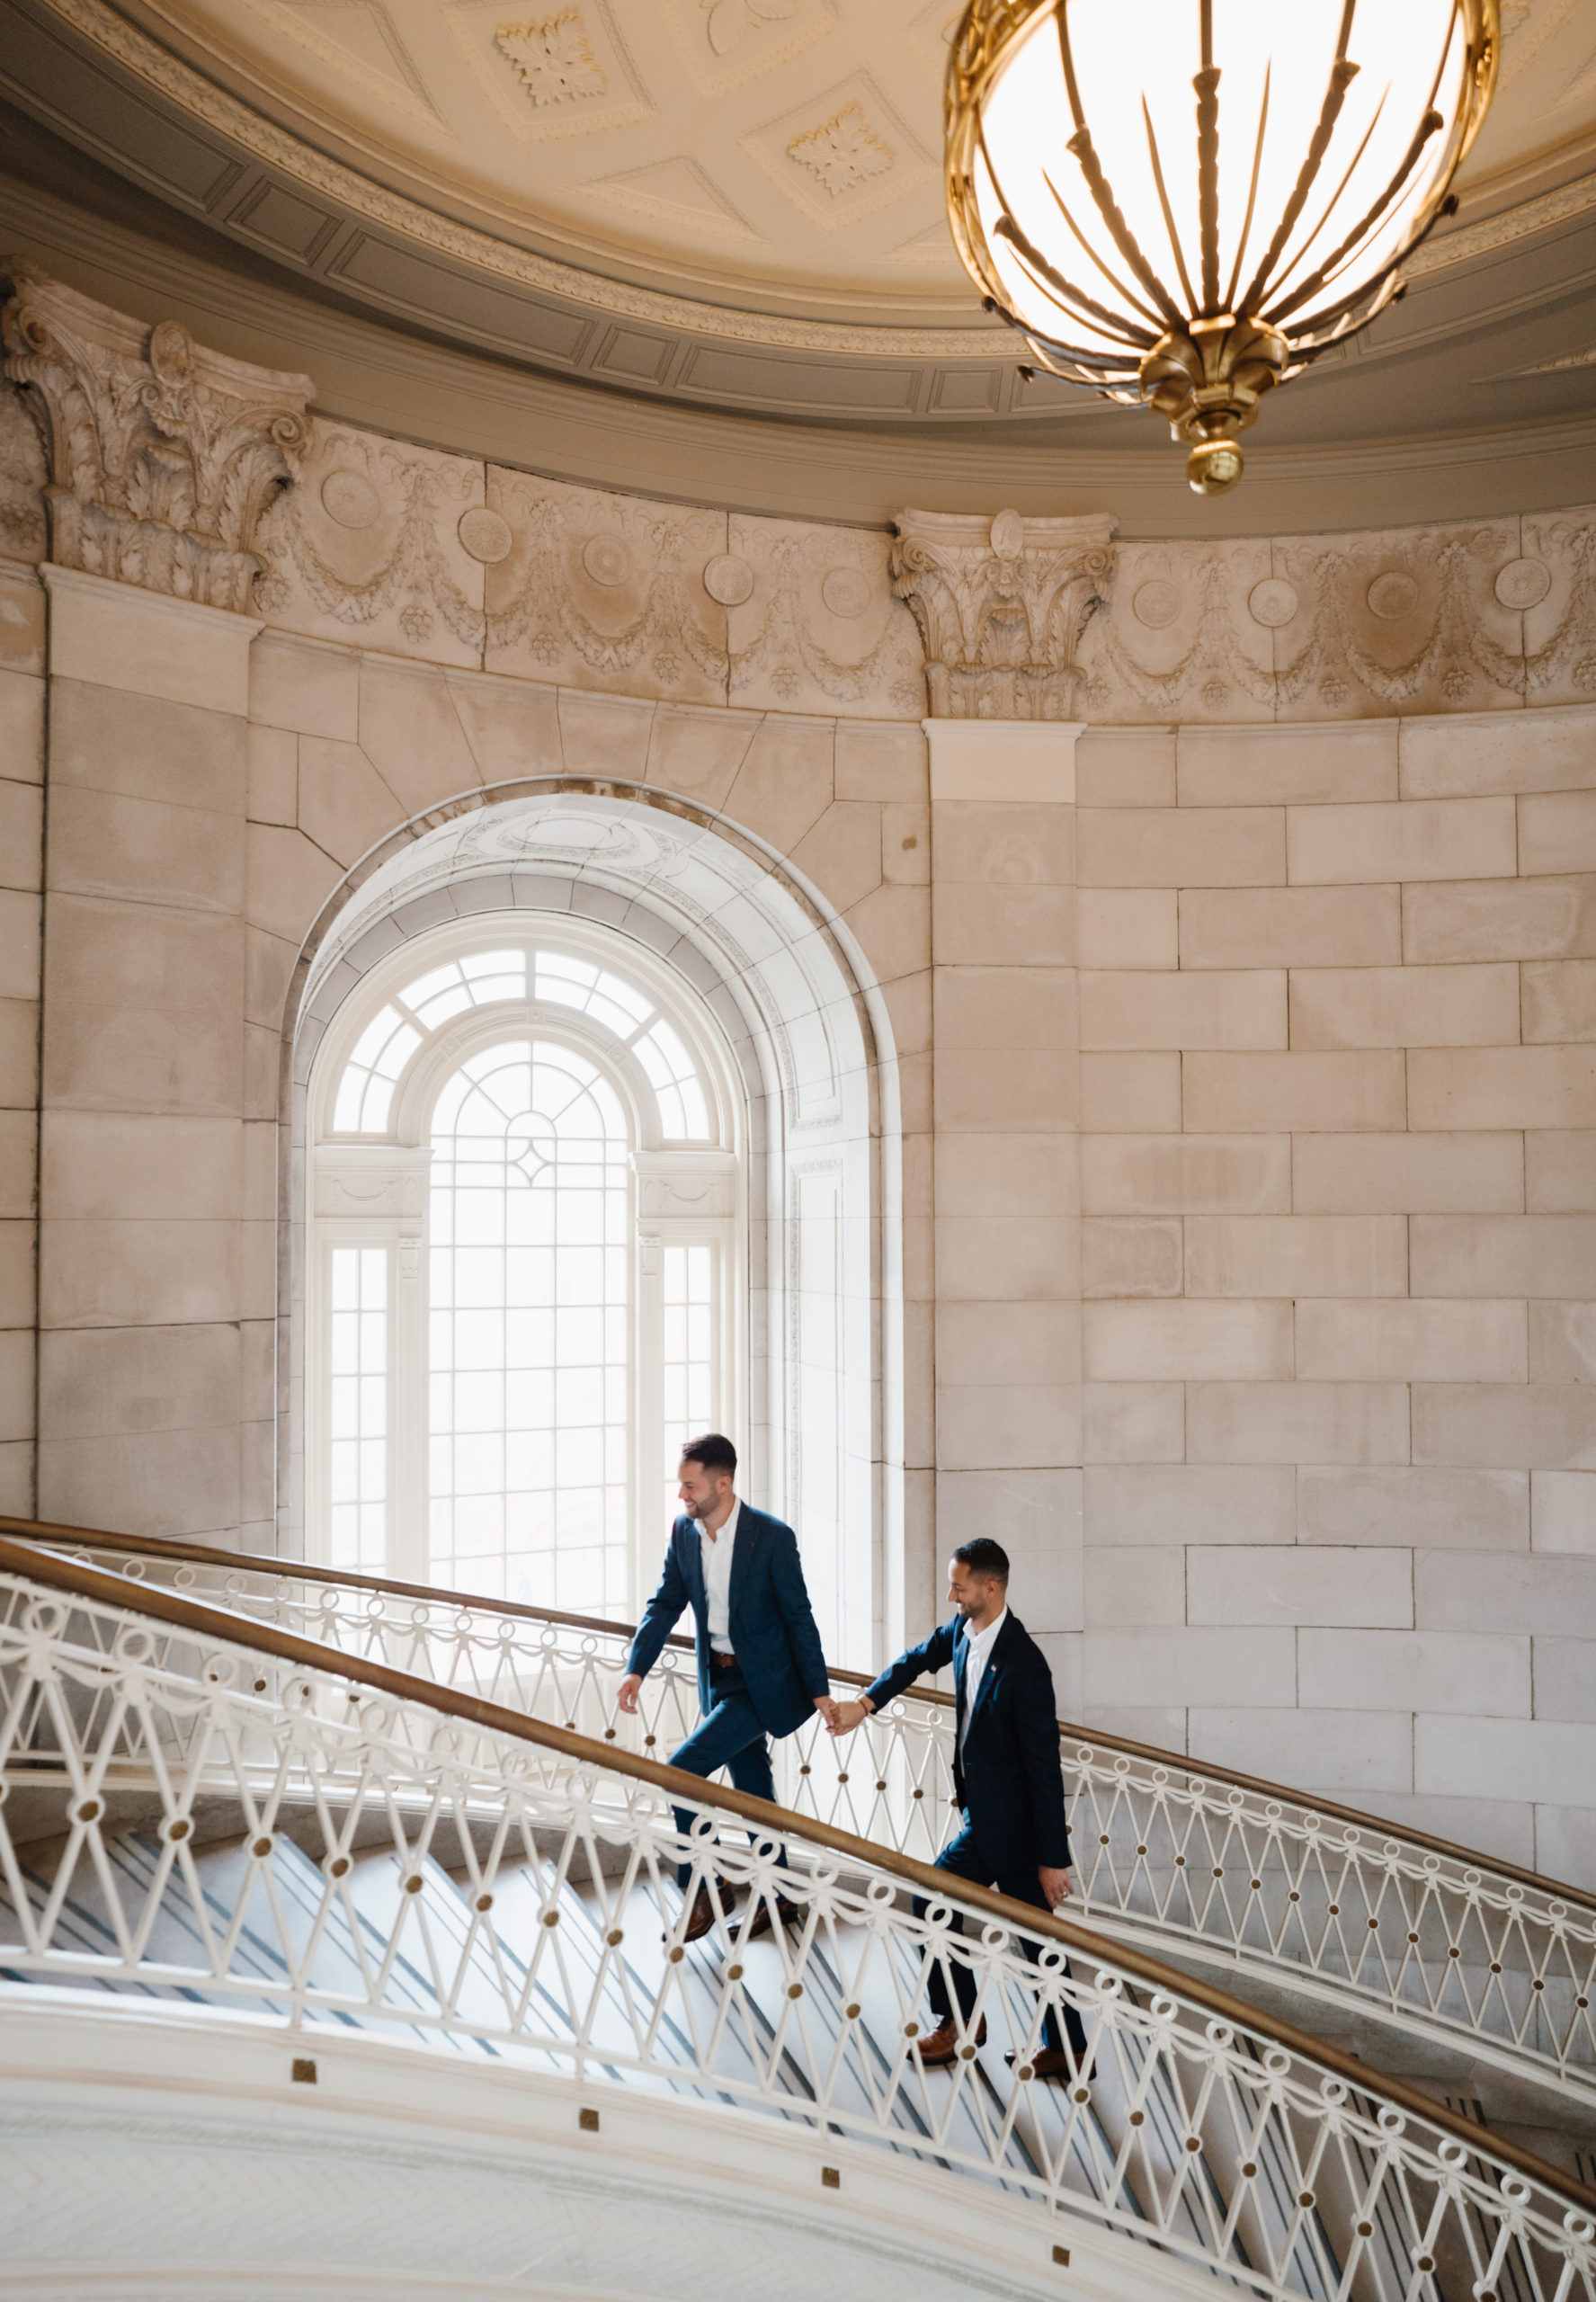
[829,1537,1089,2080]
[618,1432,837,1943]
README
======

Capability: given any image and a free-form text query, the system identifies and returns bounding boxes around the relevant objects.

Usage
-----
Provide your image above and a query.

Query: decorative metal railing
[8,1517,1596,2110]
[2,1539,1592,2302]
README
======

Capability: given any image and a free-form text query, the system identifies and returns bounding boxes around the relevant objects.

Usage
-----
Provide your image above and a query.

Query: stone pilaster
[890,506,1115,722]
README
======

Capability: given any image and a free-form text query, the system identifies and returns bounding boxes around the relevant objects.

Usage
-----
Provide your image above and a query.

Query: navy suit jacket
[626,1503,832,1740]
[861,1611,1071,1873]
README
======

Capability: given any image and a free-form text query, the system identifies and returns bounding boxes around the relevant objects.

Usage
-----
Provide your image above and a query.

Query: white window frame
[305,916,744,1615]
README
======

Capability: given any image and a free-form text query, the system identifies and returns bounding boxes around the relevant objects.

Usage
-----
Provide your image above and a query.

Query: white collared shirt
[696,1496,741,1655]
[958,1606,1007,1756]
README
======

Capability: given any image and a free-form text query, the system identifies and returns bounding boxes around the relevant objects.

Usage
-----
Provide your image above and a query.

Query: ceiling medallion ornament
[944,1,1501,494]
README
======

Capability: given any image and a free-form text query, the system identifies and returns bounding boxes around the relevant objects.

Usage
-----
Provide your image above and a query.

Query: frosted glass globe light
[945,1,1499,492]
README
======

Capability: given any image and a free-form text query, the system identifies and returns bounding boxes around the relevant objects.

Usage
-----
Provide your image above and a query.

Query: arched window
[307,919,741,1616]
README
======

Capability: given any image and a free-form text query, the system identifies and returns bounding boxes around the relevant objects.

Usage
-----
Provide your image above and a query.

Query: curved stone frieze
[3,268,1596,725]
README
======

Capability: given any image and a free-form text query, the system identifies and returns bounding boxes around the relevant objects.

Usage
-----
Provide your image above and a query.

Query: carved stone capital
[889,505,1117,720]
[1,260,315,614]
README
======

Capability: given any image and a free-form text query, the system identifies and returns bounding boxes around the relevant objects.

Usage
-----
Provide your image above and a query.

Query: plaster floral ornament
[788,103,896,196]
[494,11,607,104]
[704,0,795,58]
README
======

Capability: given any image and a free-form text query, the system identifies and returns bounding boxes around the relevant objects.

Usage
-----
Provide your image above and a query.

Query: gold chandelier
[945,1,1500,493]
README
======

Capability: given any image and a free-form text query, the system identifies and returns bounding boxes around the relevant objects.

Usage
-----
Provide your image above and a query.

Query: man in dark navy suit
[618,1432,837,1943]
[829,1537,1089,2080]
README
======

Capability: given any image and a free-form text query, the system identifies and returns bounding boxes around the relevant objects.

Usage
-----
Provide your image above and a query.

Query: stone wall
[0,269,1592,1883]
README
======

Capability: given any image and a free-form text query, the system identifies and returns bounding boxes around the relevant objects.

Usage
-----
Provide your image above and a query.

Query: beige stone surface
[1080,969,1286,1051]
[246,725,298,827]
[1084,1462,1295,1546]
[0,779,44,892]
[1412,1383,1596,1468]
[1517,789,1596,877]
[1186,1381,1410,1464]
[642,705,759,814]
[50,682,247,815]
[43,569,257,716]
[1288,798,1517,886]
[1521,959,1596,1043]
[1184,1214,1408,1298]
[1083,1546,1185,1626]
[934,1382,1080,1472]
[298,737,407,869]
[1400,705,1596,799]
[1531,1470,1596,1553]
[1081,1218,1182,1298]
[1529,1301,1596,1382]
[0,998,40,1110]
[41,1114,241,1220]
[932,884,1074,969]
[0,1110,35,1219]
[1288,963,1520,1050]
[1296,1298,1528,1382]
[250,636,360,741]
[1402,873,1596,964]
[1078,807,1284,888]
[49,788,245,916]
[933,1216,1078,1301]
[1080,1053,1181,1132]
[40,1218,242,1329]
[1291,1132,1523,1213]
[38,1323,241,1435]
[1081,1627,1296,1710]
[0,665,45,782]
[36,1424,242,1537]
[729,516,922,721]
[246,825,347,947]
[933,1134,1076,1218]
[1081,1382,1184,1462]
[1183,1050,1407,1132]
[1179,884,1402,970]
[41,900,244,1117]
[934,1300,1079,1387]
[1077,889,1177,969]
[792,799,887,915]
[1184,1707,1414,1794]
[1526,1129,1596,1209]
[1188,1545,1412,1628]
[0,890,40,1004]
[0,1216,31,1327]
[1297,1465,1529,1549]
[1301,1628,1530,1716]
[1082,1133,1290,1215]
[1415,1714,1596,1806]
[1529,1636,1596,1722]
[1415,1548,1596,1637]
[1083,1298,1294,1382]
[933,968,1077,1049]
[1177,720,1397,807]
[358,659,492,815]
[1407,1046,1596,1130]
[1074,728,1175,808]
[0,1326,34,1444]
[933,1048,1075,1133]
[834,722,926,804]
[1410,1214,1596,1298]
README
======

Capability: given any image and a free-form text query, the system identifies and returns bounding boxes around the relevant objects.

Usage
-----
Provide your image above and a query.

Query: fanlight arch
[289,784,902,1673]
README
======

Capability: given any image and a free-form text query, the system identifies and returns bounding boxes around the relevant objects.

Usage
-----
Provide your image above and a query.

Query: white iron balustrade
[21,1521,1594,2110]
[2,1552,1593,2302]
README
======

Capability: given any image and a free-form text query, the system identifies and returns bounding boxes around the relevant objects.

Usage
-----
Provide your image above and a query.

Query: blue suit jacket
[862,1611,1071,1873]
[627,1503,832,1740]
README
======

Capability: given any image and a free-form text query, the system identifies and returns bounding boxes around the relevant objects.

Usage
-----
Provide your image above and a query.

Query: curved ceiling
[2,0,1596,522]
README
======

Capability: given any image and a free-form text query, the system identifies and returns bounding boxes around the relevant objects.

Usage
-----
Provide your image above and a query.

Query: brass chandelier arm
[1267,104,1445,330]
[993,212,1160,347]
[1222,64,1272,314]
[3,1525,1592,2222]
[9,1511,1596,1917]
[1053,7,1187,329]
[1142,97,1202,314]
[1235,52,1362,319]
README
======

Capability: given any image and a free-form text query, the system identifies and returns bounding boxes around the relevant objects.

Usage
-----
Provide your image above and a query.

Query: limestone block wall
[1071,711,1596,1882]
[0,557,41,1516]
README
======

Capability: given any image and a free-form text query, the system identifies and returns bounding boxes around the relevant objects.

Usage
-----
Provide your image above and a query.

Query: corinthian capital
[1,260,314,614]
[889,505,1117,719]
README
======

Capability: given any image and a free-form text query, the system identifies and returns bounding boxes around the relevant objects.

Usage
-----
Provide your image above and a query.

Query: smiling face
[679,1458,735,1522]
[947,1556,1005,1627]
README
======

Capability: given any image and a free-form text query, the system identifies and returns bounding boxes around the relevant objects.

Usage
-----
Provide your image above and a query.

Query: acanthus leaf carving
[0,261,314,613]
[889,505,1117,719]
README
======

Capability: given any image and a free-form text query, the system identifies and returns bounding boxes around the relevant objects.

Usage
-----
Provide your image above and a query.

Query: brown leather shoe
[915,2017,987,2066]
[1006,2048,1095,2083]
[730,1892,804,1943]
[671,1882,730,1944]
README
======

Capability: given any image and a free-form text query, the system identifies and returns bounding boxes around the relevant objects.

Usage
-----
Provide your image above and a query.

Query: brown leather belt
[711,1651,739,1671]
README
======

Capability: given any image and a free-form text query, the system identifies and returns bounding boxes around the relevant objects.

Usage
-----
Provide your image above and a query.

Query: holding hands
[826,1698,871,1737]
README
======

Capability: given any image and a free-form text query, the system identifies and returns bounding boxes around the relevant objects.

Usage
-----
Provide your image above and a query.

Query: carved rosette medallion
[888,505,1117,719]
[1,261,314,613]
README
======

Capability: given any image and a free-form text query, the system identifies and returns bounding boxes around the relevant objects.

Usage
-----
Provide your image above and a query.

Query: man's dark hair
[952,1537,1010,1584]
[681,1432,737,1476]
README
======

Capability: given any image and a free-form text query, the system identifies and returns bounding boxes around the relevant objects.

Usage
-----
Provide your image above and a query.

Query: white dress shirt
[958,1605,1007,1755]
[697,1497,741,1655]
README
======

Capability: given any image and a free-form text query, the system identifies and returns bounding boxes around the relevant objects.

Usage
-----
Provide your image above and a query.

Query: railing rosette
[8,1517,1596,2106]
[2,1542,1593,2302]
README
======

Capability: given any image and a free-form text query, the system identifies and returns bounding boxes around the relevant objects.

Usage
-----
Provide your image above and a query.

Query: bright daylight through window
[309,927,740,1618]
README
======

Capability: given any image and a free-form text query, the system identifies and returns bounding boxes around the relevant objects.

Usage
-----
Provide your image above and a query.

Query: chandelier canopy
[946,1,1500,493]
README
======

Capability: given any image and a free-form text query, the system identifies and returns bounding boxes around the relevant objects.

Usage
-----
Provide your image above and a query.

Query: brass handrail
[10,1512,1595,1914]
[3,1526,1593,2222]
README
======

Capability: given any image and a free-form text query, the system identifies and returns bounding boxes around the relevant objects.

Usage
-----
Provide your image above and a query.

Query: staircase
[3,1531,1593,2302]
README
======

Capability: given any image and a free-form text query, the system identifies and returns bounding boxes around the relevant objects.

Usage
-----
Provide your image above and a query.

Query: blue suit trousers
[668,1662,789,1891]
[914,1820,1089,2059]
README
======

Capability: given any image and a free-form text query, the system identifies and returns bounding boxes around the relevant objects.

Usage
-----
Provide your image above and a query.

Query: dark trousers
[913,1819,1090,2060]
[668,1661,788,1891]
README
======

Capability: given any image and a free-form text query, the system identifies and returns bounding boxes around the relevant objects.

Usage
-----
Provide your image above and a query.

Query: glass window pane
[327,1245,387,1569]
[428,1033,630,1617]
